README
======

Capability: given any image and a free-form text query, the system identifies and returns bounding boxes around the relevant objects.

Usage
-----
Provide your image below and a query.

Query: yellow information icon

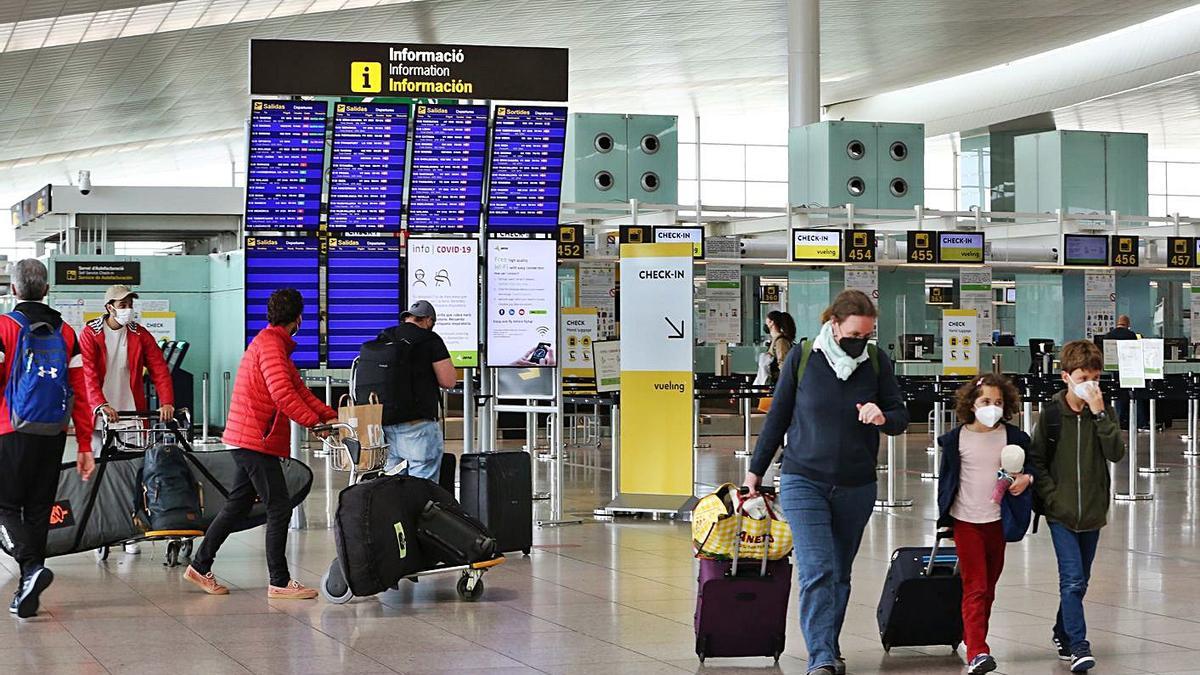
[350,61,382,93]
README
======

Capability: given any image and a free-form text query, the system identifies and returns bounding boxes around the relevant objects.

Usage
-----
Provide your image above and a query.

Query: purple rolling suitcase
[694,505,792,664]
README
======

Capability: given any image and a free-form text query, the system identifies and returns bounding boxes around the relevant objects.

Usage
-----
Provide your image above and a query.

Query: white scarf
[813,320,869,381]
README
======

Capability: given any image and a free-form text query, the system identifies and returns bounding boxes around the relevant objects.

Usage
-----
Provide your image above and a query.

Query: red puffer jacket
[222,325,336,457]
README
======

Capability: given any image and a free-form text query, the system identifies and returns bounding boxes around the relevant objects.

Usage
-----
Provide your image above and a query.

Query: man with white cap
[377,300,456,479]
[79,285,174,554]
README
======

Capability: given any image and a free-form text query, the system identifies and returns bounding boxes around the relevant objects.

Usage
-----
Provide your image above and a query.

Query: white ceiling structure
[2,0,1200,217]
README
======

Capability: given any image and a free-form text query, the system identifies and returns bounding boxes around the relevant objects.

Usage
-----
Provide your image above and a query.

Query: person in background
[1029,340,1124,673]
[79,285,175,555]
[0,260,94,618]
[936,374,1034,675]
[184,288,337,600]
[1100,316,1143,430]
[380,300,457,479]
[745,290,909,675]
[765,310,797,386]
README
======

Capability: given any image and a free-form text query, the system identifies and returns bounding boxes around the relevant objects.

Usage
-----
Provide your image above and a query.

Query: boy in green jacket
[1029,340,1125,673]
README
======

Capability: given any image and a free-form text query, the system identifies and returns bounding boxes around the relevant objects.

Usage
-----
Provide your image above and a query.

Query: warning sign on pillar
[942,309,979,376]
[618,243,694,501]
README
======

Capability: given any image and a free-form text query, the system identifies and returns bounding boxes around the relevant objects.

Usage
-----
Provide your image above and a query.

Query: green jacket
[1029,391,1125,532]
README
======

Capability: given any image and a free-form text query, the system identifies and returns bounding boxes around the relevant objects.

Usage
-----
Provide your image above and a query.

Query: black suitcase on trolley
[877,530,963,653]
[459,451,533,556]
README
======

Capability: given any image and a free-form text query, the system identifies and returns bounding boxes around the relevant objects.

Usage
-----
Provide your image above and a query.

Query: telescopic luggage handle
[925,526,959,577]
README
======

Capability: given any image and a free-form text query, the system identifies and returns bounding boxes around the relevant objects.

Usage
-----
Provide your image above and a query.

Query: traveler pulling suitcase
[318,424,504,605]
[877,528,963,653]
[694,487,791,664]
[460,451,533,556]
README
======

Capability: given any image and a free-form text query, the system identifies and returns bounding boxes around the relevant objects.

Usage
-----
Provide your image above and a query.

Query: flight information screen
[326,236,403,368]
[244,236,321,367]
[327,102,410,231]
[407,104,489,233]
[486,105,568,233]
[245,100,327,230]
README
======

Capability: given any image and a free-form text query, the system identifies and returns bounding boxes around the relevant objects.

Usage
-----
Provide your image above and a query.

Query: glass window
[745,145,787,182]
[678,143,697,181]
[925,188,957,211]
[699,144,745,182]
[745,182,788,208]
[1166,163,1200,196]
[1150,195,1168,218]
[699,180,746,208]
[1149,161,1168,195]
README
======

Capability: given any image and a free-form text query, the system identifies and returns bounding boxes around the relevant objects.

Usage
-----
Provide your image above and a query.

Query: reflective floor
[4,420,1200,674]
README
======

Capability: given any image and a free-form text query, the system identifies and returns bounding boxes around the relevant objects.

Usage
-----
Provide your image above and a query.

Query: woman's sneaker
[268,580,317,600]
[967,653,997,674]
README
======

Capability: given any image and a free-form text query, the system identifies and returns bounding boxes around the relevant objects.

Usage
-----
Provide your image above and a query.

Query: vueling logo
[351,61,382,93]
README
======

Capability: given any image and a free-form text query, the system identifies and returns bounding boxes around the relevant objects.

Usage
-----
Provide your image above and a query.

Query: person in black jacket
[936,374,1034,674]
[745,290,909,675]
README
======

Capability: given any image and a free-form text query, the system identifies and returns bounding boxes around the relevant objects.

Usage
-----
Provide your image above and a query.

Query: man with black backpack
[356,300,456,480]
[0,259,94,618]
[1029,340,1125,673]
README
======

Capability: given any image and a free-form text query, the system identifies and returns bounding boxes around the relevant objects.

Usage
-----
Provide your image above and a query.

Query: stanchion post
[288,420,307,529]
[922,399,942,478]
[1116,399,1152,501]
[200,372,210,444]
[737,396,752,458]
[222,371,231,425]
[1140,398,1168,475]
[463,369,475,456]
[1022,400,1033,435]
[611,402,620,501]
[876,435,913,508]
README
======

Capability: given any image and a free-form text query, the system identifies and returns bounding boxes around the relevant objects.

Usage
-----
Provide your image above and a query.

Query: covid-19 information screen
[245,100,327,230]
[327,102,409,231]
[326,237,403,368]
[244,236,321,367]
[486,106,567,233]
[407,104,489,233]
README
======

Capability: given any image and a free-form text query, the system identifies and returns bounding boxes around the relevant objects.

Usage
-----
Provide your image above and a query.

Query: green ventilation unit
[789,121,926,209]
[563,113,678,205]
[1014,130,1148,216]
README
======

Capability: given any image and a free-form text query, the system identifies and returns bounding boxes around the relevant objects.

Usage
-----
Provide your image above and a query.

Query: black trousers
[0,432,66,578]
[191,448,293,587]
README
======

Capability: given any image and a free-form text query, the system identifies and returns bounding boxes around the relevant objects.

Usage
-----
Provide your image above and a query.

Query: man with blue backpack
[0,259,94,618]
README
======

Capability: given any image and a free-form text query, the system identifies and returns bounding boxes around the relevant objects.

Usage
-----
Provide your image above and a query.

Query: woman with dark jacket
[936,374,1035,675]
[745,290,909,675]
[765,310,797,386]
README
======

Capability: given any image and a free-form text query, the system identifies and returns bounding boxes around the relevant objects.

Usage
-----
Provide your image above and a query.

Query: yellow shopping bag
[692,483,792,561]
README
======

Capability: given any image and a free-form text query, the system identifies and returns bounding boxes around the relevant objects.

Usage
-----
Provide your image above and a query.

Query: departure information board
[328,102,410,231]
[245,100,327,230]
[244,236,321,367]
[326,236,403,368]
[407,104,489,233]
[486,105,568,233]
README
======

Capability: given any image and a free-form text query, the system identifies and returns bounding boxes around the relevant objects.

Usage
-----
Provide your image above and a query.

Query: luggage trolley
[93,410,202,567]
[316,423,505,605]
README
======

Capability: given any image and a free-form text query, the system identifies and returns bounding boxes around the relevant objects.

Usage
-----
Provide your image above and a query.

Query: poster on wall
[1084,269,1116,339]
[561,308,598,378]
[705,263,741,344]
[592,340,621,393]
[486,238,558,367]
[579,261,617,338]
[844,265,879,304]
[960,266,993,342]
[406,238,479,367]
[942,309,979,376]
[1192,272,1200,346]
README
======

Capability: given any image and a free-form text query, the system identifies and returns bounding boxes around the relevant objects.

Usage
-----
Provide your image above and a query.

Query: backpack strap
[1031,399,1062,533]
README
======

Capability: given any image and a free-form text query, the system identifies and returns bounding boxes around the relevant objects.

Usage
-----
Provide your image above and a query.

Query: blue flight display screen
[245,100,327,230]
[244,236,321,368]
[486,105,567,233]
[326,236,403,368]
[328,102,410,231]
[407,104,489,233]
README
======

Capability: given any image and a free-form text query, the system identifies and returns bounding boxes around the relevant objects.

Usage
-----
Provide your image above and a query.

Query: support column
[788,0,820,127]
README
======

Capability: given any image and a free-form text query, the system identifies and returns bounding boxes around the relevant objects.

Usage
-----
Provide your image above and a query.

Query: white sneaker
[124,542,142,555]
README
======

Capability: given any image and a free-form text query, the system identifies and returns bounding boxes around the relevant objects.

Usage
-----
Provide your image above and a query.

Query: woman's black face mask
[839,336,868,358]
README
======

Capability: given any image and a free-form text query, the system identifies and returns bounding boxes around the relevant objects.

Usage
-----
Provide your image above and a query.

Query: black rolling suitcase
[460,451,533,555]
[877,529,963,653]
[418,501,496,564]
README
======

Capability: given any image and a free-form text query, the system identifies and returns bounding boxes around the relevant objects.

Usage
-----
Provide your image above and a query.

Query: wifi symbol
[536,326,550,336]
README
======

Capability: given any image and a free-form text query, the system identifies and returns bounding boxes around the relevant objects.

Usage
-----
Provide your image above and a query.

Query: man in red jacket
[185,288,335,600]
[0,260,94,618]
[79,285,175,556]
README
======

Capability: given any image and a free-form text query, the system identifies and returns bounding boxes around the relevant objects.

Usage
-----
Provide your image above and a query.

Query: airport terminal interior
[8,1,1200,674]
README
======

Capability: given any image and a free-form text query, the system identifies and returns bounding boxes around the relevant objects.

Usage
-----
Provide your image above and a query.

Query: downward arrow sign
[665,317,685,339]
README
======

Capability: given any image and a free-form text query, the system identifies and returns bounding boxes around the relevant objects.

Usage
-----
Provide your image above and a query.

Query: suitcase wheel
[95,546,110,563]
[164,541,183,568]
[456,572,484,602]
[320,559,353,605]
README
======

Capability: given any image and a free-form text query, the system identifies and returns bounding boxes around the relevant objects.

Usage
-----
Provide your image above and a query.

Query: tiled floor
[5,422,1200,674]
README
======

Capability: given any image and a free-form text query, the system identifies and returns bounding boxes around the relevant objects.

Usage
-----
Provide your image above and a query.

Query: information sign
[406,238,479,367]
[486,106,567,233]
[486,238,558,367]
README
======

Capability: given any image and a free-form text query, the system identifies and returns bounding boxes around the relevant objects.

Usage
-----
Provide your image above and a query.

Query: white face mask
[113,308,134,326]
[974,405,1004,428]
[1067,375,1098,400]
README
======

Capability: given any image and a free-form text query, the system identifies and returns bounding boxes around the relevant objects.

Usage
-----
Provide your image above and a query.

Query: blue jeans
[1049,522,1100,651]
[383,420,443,480]
[779,473,876,672]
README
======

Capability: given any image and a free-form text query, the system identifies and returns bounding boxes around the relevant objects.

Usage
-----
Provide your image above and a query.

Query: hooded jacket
[1029,391,1125,532]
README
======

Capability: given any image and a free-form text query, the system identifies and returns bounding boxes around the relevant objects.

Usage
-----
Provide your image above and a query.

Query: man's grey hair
[9,259,49,301]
